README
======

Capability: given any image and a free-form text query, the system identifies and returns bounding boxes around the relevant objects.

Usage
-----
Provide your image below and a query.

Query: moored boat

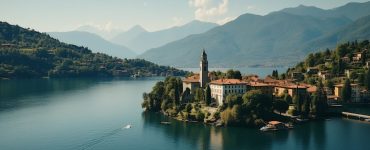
[160,121,171,125]
[260,121,293,131]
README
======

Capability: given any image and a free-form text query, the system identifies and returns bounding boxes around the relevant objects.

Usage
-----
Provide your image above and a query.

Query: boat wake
[76,124,132,150]
[122,124,132,129]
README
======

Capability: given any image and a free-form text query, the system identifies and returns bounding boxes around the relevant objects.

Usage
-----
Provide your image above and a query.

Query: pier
[342,112,370,120]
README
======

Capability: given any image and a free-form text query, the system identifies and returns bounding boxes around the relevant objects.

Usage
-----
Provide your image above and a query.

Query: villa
[210,79,249,105]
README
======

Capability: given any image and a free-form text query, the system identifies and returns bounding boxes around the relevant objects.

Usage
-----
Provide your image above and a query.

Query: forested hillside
[0,22,186,79]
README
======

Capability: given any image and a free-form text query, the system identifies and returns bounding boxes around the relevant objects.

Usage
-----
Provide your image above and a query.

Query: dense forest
[0,22,187,79]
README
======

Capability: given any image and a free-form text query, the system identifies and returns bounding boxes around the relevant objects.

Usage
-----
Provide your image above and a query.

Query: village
[142,41,370,129]
[183,46,370,109]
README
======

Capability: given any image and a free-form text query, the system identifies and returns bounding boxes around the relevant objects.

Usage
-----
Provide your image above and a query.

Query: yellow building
[334,84,360,102]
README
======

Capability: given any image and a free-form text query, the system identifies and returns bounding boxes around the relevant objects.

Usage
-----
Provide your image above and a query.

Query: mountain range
[48,31,137,58]
[111,20,218,54]
[138,1,370,68]
[51,20,218,55]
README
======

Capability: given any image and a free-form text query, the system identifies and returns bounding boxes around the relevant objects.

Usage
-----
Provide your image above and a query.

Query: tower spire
[200,48,208,87]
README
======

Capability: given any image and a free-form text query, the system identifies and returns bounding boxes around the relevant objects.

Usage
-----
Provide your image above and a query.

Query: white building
[210,79,249,106]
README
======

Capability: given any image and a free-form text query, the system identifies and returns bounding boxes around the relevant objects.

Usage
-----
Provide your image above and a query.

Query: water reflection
[0,78,100,110]
[0,78,142,111]
[141,112,213,149]
[142,112,275,150]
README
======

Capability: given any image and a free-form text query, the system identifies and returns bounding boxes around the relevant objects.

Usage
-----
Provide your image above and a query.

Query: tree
[273,100,289,114]
[338,59,345,74]
[325,48,331,56]
[205,85,212,106]
[336,44,348,58]
[305,53,315,67]
[283,94,292,104]
[225,94,241,108]
[226,69,242,79]
[194,88,204,102]
[301,96,311,118]
[311,81,328,118]
[242,90,272,113]
[234,70,242,80]
[279,73,286,80]
[341,78,352,103]
[293,95,301,114]
[185,103,192,113]
[358,73,365,86]
[365,70,370,90]
[325,79,334,92]
[181,88,191,104]
[272,70,279,79]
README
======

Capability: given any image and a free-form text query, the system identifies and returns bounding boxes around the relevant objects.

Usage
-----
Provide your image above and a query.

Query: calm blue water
[0,78,370,150]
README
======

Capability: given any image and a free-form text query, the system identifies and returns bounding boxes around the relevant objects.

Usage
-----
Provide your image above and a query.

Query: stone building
[182,49,209,92]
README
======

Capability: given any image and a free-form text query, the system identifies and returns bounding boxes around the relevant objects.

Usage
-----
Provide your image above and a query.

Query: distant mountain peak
[127,25,147,33]
[281,4,325,13]
[180,20,218,28]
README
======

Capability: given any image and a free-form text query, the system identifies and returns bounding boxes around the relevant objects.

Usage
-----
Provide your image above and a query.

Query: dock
[342,112,370,120]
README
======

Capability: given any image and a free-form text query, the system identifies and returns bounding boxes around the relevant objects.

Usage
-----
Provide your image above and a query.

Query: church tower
[200,49,209,88]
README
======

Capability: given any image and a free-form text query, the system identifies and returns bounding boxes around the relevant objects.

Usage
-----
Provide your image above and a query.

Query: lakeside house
[334,84,361,103]
[210,79,249,105]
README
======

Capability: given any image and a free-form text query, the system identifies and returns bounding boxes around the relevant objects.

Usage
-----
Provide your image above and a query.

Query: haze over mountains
[139,1,370,68]
[50,20,218,57]
[48,31,136,58]
[111,20,218,54]
[76,25,123,40]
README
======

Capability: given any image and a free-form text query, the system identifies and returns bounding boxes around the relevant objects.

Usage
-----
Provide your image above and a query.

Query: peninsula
[142,40,370,128]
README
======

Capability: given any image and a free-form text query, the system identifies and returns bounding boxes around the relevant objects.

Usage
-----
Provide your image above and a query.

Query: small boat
[364,119,370,122]
[260,124,278,132]
[123,124,132,129]
[260,121,293,132]
[160,121,171,125]
[297,118,309,122]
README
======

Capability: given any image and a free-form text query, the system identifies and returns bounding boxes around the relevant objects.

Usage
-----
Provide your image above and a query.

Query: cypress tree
[341,78,352,103]
[205,85,212,106]
[365,70,370,90]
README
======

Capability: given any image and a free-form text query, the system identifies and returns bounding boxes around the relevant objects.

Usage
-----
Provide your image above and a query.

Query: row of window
[225,89,246,94]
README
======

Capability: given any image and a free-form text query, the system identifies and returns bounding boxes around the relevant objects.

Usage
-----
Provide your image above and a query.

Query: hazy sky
[0,0,369,32]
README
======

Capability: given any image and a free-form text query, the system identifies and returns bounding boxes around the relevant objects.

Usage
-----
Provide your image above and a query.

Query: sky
[0,0,369,32]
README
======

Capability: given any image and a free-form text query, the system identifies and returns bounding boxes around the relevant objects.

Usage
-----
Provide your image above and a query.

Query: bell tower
[200,49,209,88]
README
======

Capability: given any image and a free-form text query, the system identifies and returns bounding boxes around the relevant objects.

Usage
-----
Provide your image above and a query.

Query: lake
[1,77,370,150]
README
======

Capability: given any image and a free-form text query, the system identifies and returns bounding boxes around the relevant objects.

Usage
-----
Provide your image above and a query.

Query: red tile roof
[250,82,271,87]
[183,74,200,83]
[210,79,247,85]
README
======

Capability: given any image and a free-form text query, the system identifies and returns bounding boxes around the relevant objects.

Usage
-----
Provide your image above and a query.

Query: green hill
[139,12,351,67]
[138,1,370,68]
[303,15,370,53]
[0,21,186,79]
[281,1,370,20]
